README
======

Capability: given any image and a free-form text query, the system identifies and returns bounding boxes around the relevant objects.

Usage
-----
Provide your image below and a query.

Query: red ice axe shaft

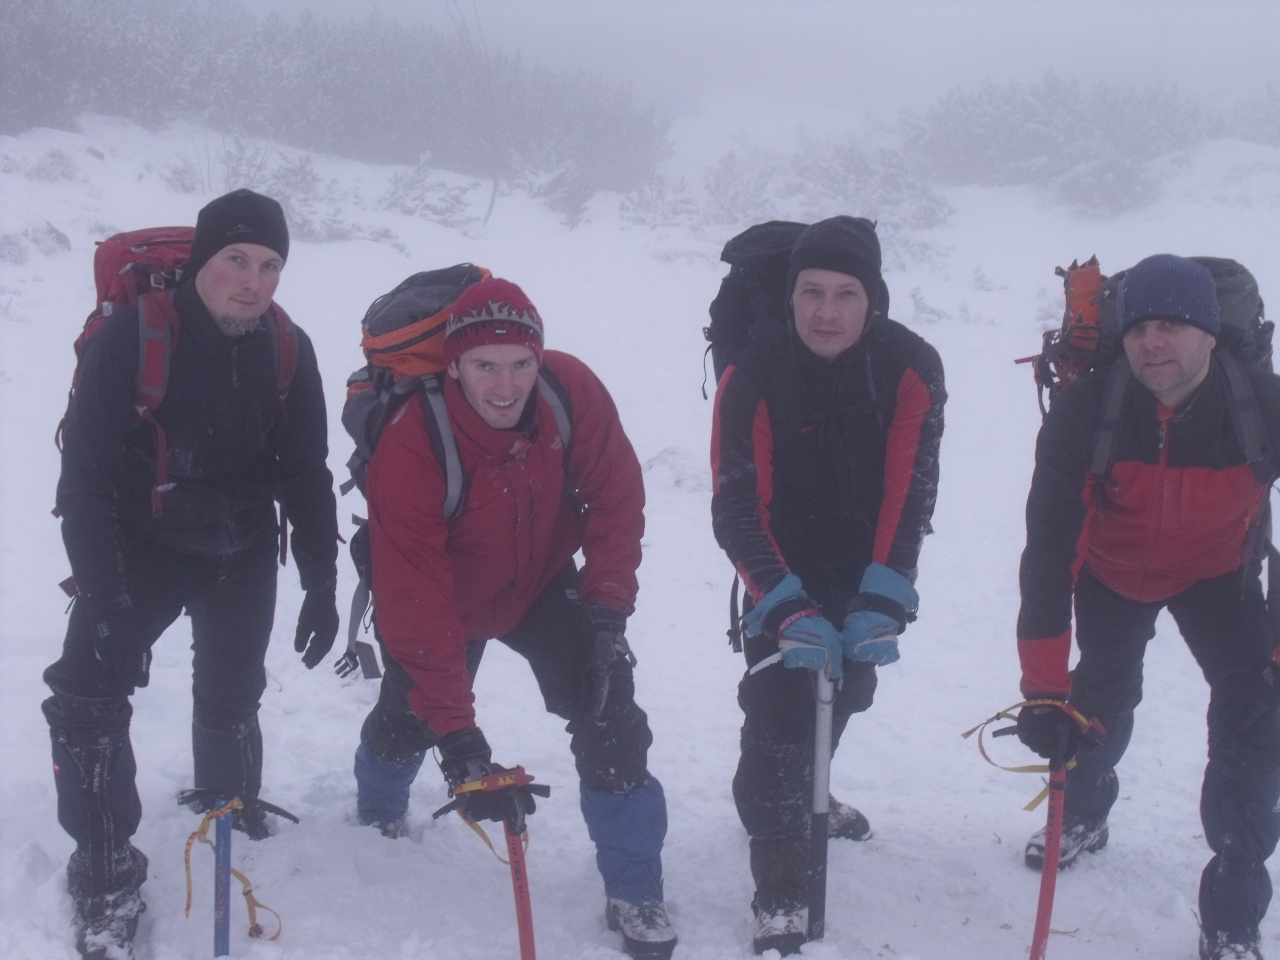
[1030,756,1066,960]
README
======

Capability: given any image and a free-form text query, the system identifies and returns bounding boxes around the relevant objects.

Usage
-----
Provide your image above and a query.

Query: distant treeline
[0,0,668,198]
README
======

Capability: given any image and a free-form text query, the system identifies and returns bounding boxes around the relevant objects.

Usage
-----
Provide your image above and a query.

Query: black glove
[83,593,151,690]
[294,585,339,669]
[1016,701,1078,762]
[438,727,536,824]
[581,605,637,720]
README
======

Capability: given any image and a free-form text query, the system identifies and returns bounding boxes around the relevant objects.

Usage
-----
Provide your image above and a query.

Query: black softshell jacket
[57,281,339,601]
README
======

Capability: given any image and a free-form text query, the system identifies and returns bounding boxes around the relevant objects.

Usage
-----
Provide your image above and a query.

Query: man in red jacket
[353,277,676,959]
[1016,254,1280,960]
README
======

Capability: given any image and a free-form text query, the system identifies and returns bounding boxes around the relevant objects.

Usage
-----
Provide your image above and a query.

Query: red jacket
[365,350,645,735]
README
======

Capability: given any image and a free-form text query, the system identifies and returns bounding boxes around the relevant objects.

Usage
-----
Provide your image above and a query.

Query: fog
[256,0,1280,135]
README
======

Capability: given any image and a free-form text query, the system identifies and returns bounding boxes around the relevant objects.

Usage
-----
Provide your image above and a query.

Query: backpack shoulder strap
[134,290,181,517]
[134,290,179,414]
[267,304,298,403]
[1215,351,1272,484]
[419,374,465,523]
[1089,360,1132,482]
[536,366,573,450]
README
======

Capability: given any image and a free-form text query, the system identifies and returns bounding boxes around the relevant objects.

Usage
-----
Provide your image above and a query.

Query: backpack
[1023,255,1273,411]
[703,220,808,396]
[335,264,574,679]
[55,227,297,595]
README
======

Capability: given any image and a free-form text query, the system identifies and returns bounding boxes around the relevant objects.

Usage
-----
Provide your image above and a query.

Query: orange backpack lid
[359,264,491,379]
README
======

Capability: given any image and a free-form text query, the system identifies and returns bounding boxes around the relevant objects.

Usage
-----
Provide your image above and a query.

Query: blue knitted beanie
[1118,254,1219,337]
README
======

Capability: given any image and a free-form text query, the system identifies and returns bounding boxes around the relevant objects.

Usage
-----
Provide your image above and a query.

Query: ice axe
[433,766,550,960]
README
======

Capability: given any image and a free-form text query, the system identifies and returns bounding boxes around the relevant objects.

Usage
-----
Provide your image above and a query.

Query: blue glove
[841,611,900,665]
[842,564,919,667]
[745,573,844,681]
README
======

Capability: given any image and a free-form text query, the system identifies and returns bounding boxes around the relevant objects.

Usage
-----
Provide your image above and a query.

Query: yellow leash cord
[183,797,282,941]
[961,699,1103,811]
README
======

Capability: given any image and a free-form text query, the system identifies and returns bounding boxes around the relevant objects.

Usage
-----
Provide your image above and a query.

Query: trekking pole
[807,667,835,941]
[214,796,231,957]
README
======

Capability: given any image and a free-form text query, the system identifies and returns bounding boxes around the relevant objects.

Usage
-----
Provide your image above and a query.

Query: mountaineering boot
[605,898,678,959]
[828,794,871,841]
[67,844,148,960]
[749,834,809,956]
[753,901,808,957]
[1025,816,1108,870]
[74,887,146,960]
[1200,928,1265,959]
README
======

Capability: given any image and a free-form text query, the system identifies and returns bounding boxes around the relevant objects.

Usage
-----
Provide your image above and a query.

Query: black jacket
[57,281,339,601]
[711,316,946,616]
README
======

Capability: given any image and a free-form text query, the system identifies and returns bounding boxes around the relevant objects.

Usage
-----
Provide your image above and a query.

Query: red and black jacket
[711,317,946,617]
[1017,356,1280,697]
[365,350,645,736]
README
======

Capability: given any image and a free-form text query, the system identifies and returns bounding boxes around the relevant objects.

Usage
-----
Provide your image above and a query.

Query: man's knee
[43,688,132,744]
[733,731,810,838]
[570,686,653,793]
[360,700,435,764]
[1209,666,1280,773]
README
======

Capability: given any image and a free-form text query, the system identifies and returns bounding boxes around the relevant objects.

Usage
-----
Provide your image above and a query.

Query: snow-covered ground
[4,117,1280,960]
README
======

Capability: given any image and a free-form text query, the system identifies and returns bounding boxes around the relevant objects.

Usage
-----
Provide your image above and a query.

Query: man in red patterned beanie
[355,276,677,958]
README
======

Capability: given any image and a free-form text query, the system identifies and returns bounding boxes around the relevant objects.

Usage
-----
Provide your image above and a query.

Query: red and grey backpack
[55,227,298,590]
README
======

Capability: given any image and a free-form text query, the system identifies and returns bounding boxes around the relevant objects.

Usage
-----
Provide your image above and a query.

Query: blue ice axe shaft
[214,796,231,956]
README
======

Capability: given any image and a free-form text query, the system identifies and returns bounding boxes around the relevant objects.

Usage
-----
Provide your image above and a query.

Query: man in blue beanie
[1015,253,1280,960]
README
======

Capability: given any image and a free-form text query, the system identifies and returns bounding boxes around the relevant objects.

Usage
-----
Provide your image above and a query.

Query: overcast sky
[254,0,1280,129]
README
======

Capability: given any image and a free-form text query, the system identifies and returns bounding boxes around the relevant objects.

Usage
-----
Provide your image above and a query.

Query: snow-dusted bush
[900,71,1206,215]
[0,0,668,202]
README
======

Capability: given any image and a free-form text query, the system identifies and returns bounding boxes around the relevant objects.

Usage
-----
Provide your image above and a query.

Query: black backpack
[335,267,573,679]
[703,220,808,396]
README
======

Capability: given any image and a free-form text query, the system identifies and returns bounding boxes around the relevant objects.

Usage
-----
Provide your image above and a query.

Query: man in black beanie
[710,216,947,954]
[43,188,339,959]
[1015,254,1280,960]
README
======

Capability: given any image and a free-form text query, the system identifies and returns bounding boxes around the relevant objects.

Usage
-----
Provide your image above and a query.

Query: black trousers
[1067,565,1280,943]
[732,630,878,839]
[360,561,654,793]
[42,535,278,898]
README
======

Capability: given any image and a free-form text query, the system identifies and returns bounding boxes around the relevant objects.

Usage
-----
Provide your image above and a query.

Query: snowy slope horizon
[4,116,1280,959]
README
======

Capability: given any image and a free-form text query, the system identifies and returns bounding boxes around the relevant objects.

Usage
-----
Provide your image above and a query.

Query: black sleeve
[56,312,141,602]
[1017,382,1096,641]
[277,327,339,592]
[710,365,789,601]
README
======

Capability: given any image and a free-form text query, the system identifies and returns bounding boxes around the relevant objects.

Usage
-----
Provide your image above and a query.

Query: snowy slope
[4,118,1280,960]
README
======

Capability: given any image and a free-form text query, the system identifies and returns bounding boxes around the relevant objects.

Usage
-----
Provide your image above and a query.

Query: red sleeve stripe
[873,366,930,565]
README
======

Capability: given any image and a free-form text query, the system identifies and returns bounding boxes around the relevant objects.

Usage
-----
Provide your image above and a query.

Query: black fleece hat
[187,189,289,279]
[787,215,883,304]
